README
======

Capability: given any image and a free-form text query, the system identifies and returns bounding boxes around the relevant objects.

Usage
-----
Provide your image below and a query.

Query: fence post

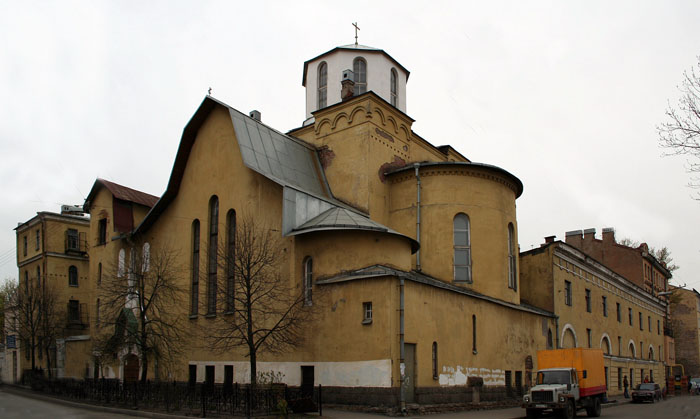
[319,384,322,416]
[201,383,206,418]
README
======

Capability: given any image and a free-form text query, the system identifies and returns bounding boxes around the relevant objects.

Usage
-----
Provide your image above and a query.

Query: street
[1,387,700,419]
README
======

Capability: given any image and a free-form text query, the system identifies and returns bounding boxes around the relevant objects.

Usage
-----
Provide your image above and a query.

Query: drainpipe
[555,316,560,349]
[414,164,421,272]
[399,276,406,414]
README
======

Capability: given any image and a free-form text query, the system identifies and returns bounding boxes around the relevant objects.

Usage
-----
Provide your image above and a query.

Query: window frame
[390,68,398,106]
[564,280,572,306]
[453,213,472,283]
[432,341,438,380]
[602,296,608,317]
[68,265,78,287]
[507,223,517,290]
[362,301,372,324]
[353,57,367,95]
[207,196,219,316]
[98,218,107,245]
[585,288,591,312]
[304,257,313,306]
[191,219,201,316]
[317,62,327,109]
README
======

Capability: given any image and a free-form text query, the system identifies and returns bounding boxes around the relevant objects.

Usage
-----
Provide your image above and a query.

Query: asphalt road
[0,388,138,419]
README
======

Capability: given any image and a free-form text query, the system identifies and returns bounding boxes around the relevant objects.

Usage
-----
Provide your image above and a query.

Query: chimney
[249,110,261,121]
[565,230,583,248]
[341,69,355,101]
[602,227,615,243]
[542,235,556,247]
[583,228,596,241]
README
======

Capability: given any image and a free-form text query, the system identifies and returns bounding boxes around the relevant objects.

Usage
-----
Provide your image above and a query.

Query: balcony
[66,301,89,329]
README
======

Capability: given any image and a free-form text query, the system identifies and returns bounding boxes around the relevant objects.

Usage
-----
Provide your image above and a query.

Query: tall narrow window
[472,314,477,353]
[317,62,327,109]
[191,220,201,316]
[453,214,471,282]
[23,236,27,256]
[585,289,591,312]
[508,223,516,290]
[648,316,651,331]
[617,302,621,322]
[68,265,78,286]
[96,298,100,327]
[36,266,41,288]
[142,243,150,272]
[353,57,367,95]
[225,210,236,313]
[564,281,572,306]
[118,249,125,277]
[586,328,592,348]
[97,262,102,285]
[207,196,219,315]
[432,342,438,380]
[98,218,107,245]
[390,68,398,106]
[639,312,643,330]
[304,257,313,306]
[603,296,608,317]
[629,308,633,325]
[35,229,40,250]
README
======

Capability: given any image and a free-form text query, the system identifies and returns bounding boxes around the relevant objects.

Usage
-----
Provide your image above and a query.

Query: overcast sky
[1,1,699,289]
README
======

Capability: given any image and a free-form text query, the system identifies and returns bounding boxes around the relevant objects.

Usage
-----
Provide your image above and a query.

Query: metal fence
[28,376,322,417]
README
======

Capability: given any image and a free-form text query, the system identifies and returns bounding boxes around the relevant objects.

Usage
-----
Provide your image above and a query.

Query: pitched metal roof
[229,108,330,198]
[84,178,160,213]
[288,207,419,253]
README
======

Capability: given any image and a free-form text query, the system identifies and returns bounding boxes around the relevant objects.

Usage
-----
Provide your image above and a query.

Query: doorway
[404,343,416,403]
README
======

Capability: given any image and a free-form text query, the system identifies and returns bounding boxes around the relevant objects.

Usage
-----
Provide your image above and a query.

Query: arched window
[317,62,327,109]
[69,265,78,286]
[453,214,471,282]
[432,342,438,379]
[208,196,219,315]
[191,219,201,315]
[390,68,398,106]
[142,242,150,272]
[225,210,236,313]
[648,346,654,361]
[118,249,125,277]
[353,57,367,95]
[304,257,313,306]
[629,342,636,358]
[602,336,611,354]
[508,223,516,290]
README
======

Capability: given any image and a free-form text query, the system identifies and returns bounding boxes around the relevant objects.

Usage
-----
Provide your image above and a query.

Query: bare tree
[5,272,59,372]
[99,241,187,383]
[37,281,61,377]
[207,216,314,387]
[0,277,16,343]
[658,56,700,194]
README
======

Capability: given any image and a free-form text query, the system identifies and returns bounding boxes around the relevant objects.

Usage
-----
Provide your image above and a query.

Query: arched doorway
[124,354,140,382]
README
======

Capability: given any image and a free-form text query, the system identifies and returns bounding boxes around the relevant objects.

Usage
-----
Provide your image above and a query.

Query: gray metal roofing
[228,108,329,198]
[289,207,419,252]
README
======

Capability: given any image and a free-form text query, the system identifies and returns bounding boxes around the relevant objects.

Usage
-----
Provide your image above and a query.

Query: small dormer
[302,44,409,123]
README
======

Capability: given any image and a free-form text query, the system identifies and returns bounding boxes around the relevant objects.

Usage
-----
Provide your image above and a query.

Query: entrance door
[404,344,416,403]
[124,354,140,382]
[301,366,314,397]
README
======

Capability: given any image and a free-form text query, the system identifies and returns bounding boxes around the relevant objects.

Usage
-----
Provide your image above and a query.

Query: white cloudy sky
[1,1,699,288]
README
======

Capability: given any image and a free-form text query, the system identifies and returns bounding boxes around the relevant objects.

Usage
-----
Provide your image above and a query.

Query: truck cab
[523,368,580,417]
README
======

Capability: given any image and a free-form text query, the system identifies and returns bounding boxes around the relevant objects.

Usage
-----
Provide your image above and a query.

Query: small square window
[362,302,372,324]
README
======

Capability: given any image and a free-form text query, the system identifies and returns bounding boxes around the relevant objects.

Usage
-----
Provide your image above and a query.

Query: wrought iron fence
[29,376,322,417]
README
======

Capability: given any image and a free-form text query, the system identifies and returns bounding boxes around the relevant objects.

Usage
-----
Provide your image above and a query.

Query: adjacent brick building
[669,287,700,376]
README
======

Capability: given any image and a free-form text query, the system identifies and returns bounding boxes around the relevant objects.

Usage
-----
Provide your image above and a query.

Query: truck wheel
[526,408,541,419]
[586,397,601,417]
[559,400,575,419]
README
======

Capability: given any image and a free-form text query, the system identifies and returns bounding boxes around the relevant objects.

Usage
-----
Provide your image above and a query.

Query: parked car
[632,383,663,403]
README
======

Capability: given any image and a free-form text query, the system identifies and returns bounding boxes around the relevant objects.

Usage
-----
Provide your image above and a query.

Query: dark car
[632,383,663,403]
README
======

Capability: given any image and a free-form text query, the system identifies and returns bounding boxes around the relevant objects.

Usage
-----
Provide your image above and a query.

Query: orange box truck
[522,348,606,419]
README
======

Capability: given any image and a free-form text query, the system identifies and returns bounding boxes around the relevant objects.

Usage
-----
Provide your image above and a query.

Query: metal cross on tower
[353,22,360,45]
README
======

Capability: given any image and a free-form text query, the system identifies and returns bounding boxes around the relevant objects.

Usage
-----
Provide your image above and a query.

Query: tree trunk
[141,355,148,384]
[249,346,257,389]
[45,345,52,378]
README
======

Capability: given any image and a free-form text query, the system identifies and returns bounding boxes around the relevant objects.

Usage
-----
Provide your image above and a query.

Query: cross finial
[352,22,360,45]
[208,87,212,95]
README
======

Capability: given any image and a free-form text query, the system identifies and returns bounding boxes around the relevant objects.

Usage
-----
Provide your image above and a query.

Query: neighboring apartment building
[520,238,667,396]
[5,210,90,381]
[564,228,675,368]
[669,287,700,376]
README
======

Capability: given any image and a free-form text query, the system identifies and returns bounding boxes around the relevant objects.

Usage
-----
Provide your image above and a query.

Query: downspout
[414,163,421,271]
[399,276,406,414]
